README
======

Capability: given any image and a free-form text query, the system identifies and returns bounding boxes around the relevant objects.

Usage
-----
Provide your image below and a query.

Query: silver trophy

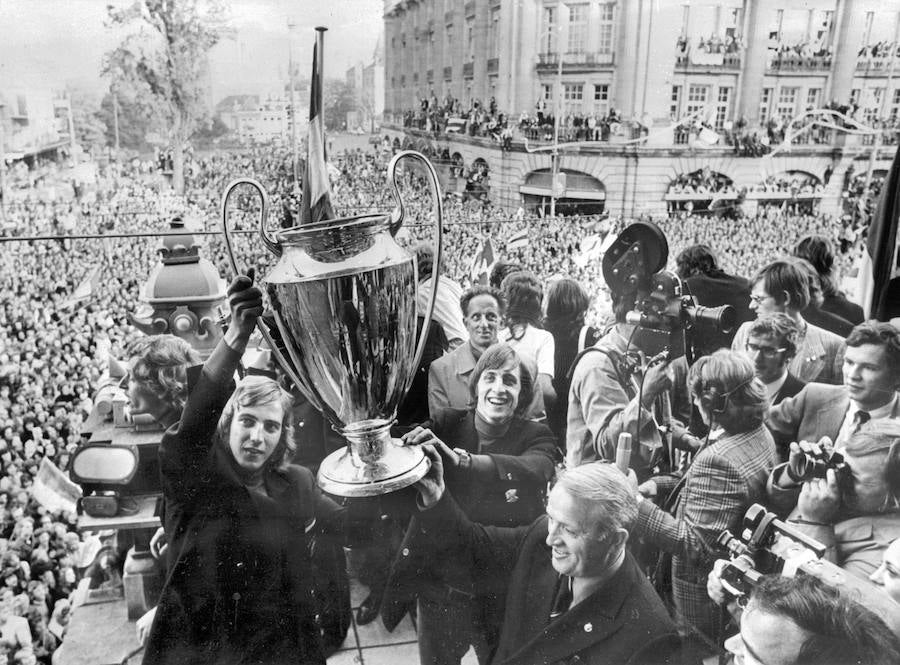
[221,151,442,496]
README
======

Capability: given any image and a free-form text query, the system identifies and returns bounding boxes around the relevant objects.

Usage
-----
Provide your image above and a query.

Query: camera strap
[566,346,634,400]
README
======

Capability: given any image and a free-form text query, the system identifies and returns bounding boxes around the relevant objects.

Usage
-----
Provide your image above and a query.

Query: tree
[322,79,356,131]
[98,90,163,152]
[67,87,108,153]
[103,0,228,193]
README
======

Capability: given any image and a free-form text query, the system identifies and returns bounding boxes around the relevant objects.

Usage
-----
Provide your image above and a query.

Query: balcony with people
[535,50,615,72]
[766,42,833,72]
[674,33,743,70]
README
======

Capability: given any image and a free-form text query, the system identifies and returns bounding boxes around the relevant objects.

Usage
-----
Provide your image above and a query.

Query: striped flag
[300,42,335,225]
[507,227,528,252]
[470,238,496,284]
[857,146,900,320]
[445,117,466,133]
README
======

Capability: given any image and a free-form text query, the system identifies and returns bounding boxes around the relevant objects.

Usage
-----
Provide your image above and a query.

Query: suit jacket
[733,320,845,385]
[429,343,545,421]
[636,425,776,640]
[823,292,864,325]
[401,495,683,665]
[772,372,805,406]
[802,305,854,338]
[684,271,754,356]
[767,383,850,458]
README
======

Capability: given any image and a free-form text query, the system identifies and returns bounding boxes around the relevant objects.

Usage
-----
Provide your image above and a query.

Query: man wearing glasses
[742,314,805,407]
[731,260,844,385]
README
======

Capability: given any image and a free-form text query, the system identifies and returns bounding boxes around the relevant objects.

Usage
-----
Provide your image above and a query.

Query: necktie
[549,576,572,622]
[852,410,871,434]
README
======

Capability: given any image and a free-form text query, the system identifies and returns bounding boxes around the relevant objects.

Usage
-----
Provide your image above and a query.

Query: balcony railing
[856,56,896,74]
[675,51,742,69]
[536,51,615,71]
[487,58,499,74]
[463,61,475,78]
[767,53,833,72]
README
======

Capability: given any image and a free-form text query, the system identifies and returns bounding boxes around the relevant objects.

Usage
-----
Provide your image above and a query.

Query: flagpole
[316,27,327,156]
[550,2,563,218]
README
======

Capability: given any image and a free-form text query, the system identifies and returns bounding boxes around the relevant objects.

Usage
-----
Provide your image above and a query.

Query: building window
[542,5,557,54]
[850,88,861,105]
[400,75,406,87]
[564,83,584,113]
[686,84,709,117]
[542,84,554,102]
[446,24,454,51]
[567,3,588,54]
[670,85,682,119]
[594,83,610,114]
[806,88,821,109]
[598,4,615,54]
[863,87,885,122]
[715,87,731,130]
[776,86,798,122]
[466,17,475,61]
[489,7,500,57]
[891,89,900,121]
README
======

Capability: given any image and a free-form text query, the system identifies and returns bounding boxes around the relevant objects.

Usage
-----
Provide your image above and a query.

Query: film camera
[716,504,900,631]
[785,445,849,484]
[602,221,735,361]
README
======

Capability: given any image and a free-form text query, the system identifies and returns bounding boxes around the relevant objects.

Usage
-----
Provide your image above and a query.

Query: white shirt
[417,276,467,346]
[763,373,788,403]
[502,324,555,377]
[834,393,900,451]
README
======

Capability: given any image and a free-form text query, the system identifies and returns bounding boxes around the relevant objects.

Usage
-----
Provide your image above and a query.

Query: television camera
[716,504,900,632]
[602,221,735,362]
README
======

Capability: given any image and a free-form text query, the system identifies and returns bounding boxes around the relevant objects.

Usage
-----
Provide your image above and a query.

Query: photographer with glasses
[741,314,805,407]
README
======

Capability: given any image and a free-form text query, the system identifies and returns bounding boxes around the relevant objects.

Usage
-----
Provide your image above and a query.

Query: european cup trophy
[221,148,443,497]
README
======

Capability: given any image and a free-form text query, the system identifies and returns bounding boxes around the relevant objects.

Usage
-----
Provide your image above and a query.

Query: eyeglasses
[749,294,772,305]
[745,342,786,358]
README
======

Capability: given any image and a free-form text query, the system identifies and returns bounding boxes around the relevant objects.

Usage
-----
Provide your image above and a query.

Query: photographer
[711,573,900,665]
[566,292,690,474]
[632,350,776,656]
[767,420,900,578]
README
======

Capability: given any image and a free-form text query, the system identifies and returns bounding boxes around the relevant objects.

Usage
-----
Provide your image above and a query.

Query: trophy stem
[317,419,430,497]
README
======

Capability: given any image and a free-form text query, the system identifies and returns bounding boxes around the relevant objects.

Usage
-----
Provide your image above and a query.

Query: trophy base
[317,440,430,498]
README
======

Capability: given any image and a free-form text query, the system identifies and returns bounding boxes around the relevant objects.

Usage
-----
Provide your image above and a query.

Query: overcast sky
[0,0,383,101]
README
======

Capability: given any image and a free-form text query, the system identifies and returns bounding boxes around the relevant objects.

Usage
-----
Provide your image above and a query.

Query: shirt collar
[849,393,898,420]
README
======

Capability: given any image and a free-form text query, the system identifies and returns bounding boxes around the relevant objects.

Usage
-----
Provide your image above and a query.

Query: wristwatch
[453,447,472,470]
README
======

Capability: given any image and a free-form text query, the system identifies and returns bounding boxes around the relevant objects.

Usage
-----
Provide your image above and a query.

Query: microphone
[615,432,632,475]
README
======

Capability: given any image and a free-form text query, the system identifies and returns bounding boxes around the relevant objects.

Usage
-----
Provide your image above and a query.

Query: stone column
[830,0,866,104]
[737,0,773,125]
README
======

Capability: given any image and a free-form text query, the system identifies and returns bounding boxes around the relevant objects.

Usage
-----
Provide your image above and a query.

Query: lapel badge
[505,489,519,503]
[584,622,593,633]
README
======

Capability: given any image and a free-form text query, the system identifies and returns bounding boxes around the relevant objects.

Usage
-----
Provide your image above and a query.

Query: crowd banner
[507,227,529,252]
[857,145,900,320]
[60,265,101,309]
[33,458,82,514]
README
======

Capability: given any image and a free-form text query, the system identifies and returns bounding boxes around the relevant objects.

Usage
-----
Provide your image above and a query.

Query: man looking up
[732,259,844,384]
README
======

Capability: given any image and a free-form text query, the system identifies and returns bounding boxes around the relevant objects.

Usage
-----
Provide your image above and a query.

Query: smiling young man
[743,314,805,406]
[405,453,682,665]
[767,321,900,458]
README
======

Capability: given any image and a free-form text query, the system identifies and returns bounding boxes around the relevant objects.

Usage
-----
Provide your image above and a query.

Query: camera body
[788,448,850,484]
[602,222,735,361]
[717,504,900,631]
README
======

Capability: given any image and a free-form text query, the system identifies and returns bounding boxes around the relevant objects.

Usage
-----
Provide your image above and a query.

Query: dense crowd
[0,136,888,663]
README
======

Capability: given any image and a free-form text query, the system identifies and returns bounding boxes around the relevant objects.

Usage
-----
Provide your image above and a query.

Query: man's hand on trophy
[224,269,263,352]
[401,426,460,467]
[414,444,445,509]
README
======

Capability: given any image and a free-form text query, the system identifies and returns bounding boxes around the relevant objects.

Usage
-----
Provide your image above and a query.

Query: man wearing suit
[768,321,900,458]
[741,313,805,406]
[676,244,754,357]
[405,453,684,665]
[731,259,845,384]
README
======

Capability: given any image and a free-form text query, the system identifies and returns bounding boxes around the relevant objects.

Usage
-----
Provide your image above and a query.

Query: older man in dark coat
[399,450,685,665]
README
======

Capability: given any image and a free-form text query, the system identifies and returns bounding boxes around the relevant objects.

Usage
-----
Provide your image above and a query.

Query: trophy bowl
[221,151,442,497]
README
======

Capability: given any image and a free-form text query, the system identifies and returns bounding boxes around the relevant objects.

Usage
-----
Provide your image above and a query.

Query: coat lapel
[815,390,849,439]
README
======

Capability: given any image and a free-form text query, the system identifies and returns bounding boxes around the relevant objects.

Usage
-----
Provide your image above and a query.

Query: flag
[60,266,101,309]
[507,228,528,252]
[32,458,82,514]
[300,42,334,225]
[573,234,607,269]
[857,146,900,320]
[470,238,496,284]
[446,117,466,133]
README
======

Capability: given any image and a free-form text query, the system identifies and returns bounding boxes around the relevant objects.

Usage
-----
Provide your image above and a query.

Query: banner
[507,228,528,252]
[32,458,81,514]
[470,238,496,284]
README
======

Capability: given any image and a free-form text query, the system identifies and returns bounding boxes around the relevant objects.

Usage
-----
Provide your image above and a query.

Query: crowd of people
[0,134,897,664]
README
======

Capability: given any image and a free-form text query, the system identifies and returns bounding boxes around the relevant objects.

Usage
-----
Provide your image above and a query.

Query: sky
[0,0,383,102]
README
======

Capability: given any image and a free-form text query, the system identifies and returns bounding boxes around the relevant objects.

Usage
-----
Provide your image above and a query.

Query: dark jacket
[772,372,805,406]
[822,292,864,325]
[143,342,344,665]
[382,409,558,632]
[400,494,683,665]
[802,305,854,338]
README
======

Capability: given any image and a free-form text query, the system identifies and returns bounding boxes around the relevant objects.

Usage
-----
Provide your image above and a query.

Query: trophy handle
[386,150,444,394]
[219,178,320,411]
